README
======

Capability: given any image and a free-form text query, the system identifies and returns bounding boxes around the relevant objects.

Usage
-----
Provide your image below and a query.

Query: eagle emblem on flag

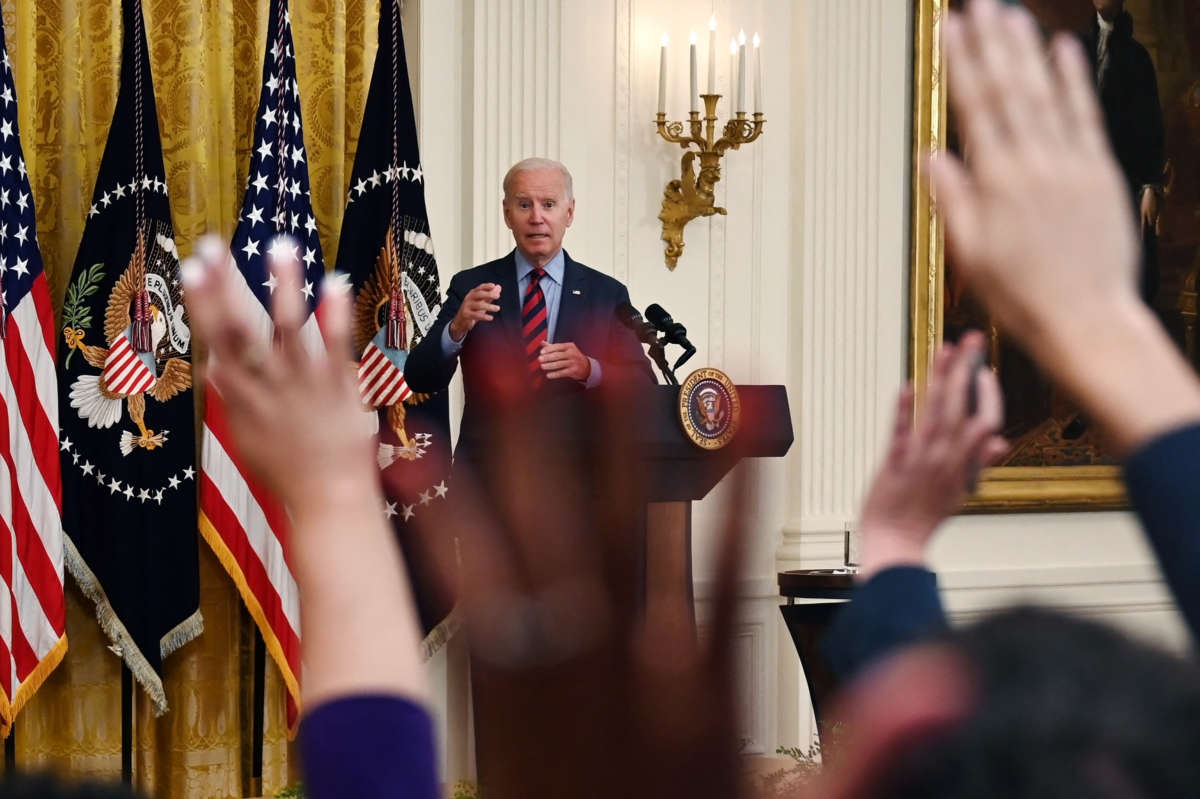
[352,223,439,467]
[63,226,192,455]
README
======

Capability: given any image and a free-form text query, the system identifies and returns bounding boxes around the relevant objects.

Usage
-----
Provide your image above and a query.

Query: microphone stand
[671,344,696,375]
[648,336,679,386]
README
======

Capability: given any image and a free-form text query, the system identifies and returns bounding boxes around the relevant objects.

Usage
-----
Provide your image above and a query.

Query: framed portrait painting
[911,0,1200,510]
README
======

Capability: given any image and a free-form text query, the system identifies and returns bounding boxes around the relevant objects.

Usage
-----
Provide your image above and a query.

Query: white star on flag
[200,0,328,732]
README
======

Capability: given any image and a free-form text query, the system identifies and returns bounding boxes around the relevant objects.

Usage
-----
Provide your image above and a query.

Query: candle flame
[738,29,746,45]
[730,38,737,54]
[661,32,669,47]
[753,33,760,47]
[709,15,717,31]
[690,31,697,45]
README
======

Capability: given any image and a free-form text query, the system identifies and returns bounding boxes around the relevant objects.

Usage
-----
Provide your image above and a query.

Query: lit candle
[658,33,668,114]
[737,29,747,113]
[707,16,717,94]
[729,38,737,100]
[753,33,762,113]
[690,32,698,113]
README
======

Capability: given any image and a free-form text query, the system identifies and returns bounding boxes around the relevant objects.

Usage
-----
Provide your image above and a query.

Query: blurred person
[821,331,1200,798]
[816,2,1200,796]
[184,234,746,799]
[824,331,1007,677]
[175,1,1200,796]
[183,235,991,799]
[926,0,1200,635]
[183,240,437,799]
[182,236,970,799]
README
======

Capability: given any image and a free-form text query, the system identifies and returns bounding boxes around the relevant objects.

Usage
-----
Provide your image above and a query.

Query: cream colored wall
[407,0,1187,781]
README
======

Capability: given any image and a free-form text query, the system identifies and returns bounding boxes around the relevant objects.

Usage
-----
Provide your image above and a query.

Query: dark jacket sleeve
[600,284,657,387]
[300,695,438,799]
[405,272,466,394]
[1124,423,1200,644]
[1129,46,1165,189]
[822,566,948,681]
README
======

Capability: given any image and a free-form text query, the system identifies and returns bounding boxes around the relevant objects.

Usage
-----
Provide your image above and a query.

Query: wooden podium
[451,382,793,608]
[631,384,794,609]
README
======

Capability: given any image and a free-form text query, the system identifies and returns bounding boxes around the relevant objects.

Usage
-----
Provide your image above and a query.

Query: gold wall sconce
[655,28,765,270]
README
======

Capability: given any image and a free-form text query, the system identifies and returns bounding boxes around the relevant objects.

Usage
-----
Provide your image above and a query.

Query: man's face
[1093,0,1122,20]
[503,167,575,266]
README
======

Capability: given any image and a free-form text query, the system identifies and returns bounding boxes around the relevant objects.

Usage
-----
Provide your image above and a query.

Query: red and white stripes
[0,275,66,731]
[198,262,321,728]
[102,333,157,396]
[358,340,412,408]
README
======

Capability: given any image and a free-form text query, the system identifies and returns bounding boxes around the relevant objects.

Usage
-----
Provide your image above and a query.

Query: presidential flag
[56,0,200,715]
[336,0,453,652]
[199,0,326,727]
[0,20,67,733]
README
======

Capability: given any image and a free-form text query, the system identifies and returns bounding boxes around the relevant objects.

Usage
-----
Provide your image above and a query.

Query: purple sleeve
[300,695,438,799]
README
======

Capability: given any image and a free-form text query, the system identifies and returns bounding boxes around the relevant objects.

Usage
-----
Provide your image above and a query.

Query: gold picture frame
[909,0,1126,511]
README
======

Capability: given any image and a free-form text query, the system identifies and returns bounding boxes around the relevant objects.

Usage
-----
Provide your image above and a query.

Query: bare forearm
[1028,298,1200,456]
[290,480,428,712]
[857,529,929,581]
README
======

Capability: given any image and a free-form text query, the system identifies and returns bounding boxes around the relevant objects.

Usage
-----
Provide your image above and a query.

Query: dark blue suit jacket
[405,250,655,462]
[824,423,1200,681]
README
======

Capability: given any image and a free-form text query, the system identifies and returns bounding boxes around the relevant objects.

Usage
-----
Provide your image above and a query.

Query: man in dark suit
[406,159,655,786]
[1062,0,1164,440]
[1084,0,1165,305]
[405,157,655,464]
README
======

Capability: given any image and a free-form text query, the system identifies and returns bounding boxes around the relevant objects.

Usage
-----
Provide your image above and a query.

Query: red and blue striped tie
[522,267,548,387]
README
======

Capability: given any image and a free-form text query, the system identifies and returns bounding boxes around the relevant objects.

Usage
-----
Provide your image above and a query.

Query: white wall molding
[938,562,1174,616]
[785,0,910,576]
[697,609,774,755]
[779,520,847,570]
[693,576,780,601]
[612,0,633,284]
[471,0,564,263]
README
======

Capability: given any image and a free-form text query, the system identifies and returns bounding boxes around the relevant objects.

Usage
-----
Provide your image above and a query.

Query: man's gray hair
[502,158,574,200]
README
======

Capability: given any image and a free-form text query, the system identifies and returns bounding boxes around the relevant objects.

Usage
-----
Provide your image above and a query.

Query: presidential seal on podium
[678,368,741,450]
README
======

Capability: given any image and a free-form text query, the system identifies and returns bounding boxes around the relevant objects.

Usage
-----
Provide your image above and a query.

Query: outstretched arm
[927,0,1200,455]
[185,236,435,799]
[825,331,1006,679]
[928,0,1200,638]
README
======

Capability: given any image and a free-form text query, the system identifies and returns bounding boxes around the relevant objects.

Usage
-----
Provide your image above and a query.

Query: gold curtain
[0,1,379,796]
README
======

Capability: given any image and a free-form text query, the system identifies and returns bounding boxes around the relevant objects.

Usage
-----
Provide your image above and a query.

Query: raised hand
[926,0,1200,453]
[183,235,374,513]
[858,331,1007,579]
[183,234,426,710]
[927,0,1139,343]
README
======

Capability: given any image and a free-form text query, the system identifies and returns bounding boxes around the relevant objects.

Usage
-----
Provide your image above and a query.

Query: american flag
[0,25,66,731]
[335,0,453,653]
[199,0,325,728]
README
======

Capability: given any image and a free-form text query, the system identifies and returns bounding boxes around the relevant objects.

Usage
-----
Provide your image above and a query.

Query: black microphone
[616,302,660,346]
[645,303,697,373]
[644,303,695,351]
